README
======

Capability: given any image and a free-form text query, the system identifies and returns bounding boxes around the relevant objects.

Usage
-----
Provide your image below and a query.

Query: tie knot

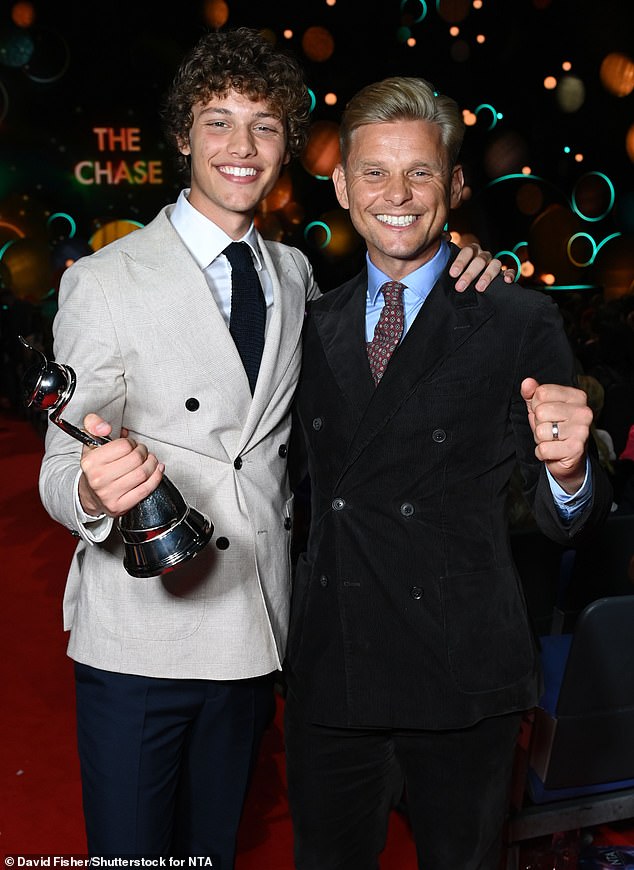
[224,241,254,272]
[380,281,405,306]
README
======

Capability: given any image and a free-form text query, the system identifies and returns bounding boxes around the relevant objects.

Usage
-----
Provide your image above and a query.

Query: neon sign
[74,127,163,186]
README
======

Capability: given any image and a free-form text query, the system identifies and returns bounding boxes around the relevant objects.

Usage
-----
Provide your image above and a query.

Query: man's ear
[332,163,349,209]
[450,164,464,209]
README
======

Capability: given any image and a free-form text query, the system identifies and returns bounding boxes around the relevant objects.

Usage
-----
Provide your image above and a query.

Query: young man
[38,29,509,862]
[284,76,614,870]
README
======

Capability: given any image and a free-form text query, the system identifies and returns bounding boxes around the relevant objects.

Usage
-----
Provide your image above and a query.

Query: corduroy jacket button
[432,428,446,443]
[278,444,288,457]
[284,517,292,530]
[312,417,323,431]
[234,457,242,469]
[332,497,346,511]
[319,575,329,587]
[410,586,424,600]
[216,537,230,550]
[185,398,200,411]
[400,502,415,517]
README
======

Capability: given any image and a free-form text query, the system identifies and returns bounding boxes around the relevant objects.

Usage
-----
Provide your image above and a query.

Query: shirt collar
[170,189,263,271]
[366,240,451,304]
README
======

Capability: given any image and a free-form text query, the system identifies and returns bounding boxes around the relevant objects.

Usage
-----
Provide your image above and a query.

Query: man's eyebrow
[198,106,282,121]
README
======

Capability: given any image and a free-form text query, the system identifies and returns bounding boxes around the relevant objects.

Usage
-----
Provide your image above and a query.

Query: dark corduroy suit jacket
[284,250,613,731]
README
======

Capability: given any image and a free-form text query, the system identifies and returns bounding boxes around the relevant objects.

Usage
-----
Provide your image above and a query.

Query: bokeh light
[593,234,634,299]
[0,24,34,67]
[90,220,143,251]
[599,52,634,98]
[572,172,615,223]
[516,182,544,216]
[2,237,52,301]
[301,26,334,62]
[259,171,293,213]
[437,0,471,23]
[308,209,362,260]
[400,0,428,23]
[254,212,284,241]
[483,131,529,178]
[556,75,585,112]
[300,120,340,179]
[203,0,229,29]
[11,2,35,28]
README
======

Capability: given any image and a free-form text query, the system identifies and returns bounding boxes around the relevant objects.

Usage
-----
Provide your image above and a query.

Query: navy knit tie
[225,242,266,394]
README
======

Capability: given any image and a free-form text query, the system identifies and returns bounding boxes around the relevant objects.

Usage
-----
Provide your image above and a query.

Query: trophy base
[121,507,214,578]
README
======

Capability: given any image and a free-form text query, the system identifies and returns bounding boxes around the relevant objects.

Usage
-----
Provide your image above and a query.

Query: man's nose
[228,124,256,157]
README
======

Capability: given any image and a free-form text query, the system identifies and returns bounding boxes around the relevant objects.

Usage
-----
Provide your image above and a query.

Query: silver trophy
[19,336,213,578]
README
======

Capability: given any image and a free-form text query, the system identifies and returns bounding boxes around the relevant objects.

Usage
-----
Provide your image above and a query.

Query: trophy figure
[19,336,213,578]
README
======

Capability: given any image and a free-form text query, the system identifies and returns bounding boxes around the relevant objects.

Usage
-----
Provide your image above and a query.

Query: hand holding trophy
[19,336,213,578]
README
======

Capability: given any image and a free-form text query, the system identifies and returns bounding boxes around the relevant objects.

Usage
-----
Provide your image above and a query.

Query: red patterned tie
[366,281,405,385]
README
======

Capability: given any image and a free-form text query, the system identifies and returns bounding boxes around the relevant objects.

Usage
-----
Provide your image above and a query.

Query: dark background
[1,0,633,323]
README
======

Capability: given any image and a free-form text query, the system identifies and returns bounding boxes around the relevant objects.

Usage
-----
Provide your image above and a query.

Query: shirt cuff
[73,468,112,542]
[546,458,592,521]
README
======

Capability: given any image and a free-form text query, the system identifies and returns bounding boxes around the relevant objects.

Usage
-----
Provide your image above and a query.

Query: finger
[449,244,481,278]
[535,419,563,445]
[520,377,539,405]
[81,449,162,516]
[81,440,150,482]
[83,413,112,439]
[455,254,495,292]
[106,462,165,516]
[503,267,516,283]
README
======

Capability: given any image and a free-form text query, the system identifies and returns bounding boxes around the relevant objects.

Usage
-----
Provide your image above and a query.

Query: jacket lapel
[316,266,496,479]
[125,211,296,443]
[311,270,376,415]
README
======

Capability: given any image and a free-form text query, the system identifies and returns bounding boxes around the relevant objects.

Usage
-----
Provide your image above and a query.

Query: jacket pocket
[441,568,535,694]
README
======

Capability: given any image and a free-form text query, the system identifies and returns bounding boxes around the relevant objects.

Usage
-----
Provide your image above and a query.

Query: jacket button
[284,517,292,530]
[216,537,230,550]
[332,497,346,511]
[185,398,199,411]
[432,428,446,443]
[278,444,288,457]
[319,575,329,587]
[234,457,242,469]
[410,586,424,600]
[400,502,414,517]
[312,417,323,431]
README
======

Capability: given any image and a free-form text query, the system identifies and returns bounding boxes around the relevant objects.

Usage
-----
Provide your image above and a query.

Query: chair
[561,513,634,616]
[503,595,634,870]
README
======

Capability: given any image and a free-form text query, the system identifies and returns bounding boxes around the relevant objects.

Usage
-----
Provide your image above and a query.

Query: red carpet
[0,409,418,866]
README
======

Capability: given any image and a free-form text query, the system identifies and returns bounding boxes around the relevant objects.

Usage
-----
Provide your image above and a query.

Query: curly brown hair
[161,27,311,181]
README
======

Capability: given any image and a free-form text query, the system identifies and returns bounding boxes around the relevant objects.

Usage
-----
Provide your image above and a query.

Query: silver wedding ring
[551,421,559,441]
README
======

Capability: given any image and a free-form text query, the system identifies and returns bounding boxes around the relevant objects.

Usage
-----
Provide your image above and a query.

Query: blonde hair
[338,76,465,169]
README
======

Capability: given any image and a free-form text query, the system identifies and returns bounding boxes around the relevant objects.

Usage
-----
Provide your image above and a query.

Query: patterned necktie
[366,281,406,385]
[225,242,266,395]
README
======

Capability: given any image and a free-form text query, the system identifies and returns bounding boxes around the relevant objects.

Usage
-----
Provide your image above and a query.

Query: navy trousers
[74,662,275,866]
[285,689,522,870]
